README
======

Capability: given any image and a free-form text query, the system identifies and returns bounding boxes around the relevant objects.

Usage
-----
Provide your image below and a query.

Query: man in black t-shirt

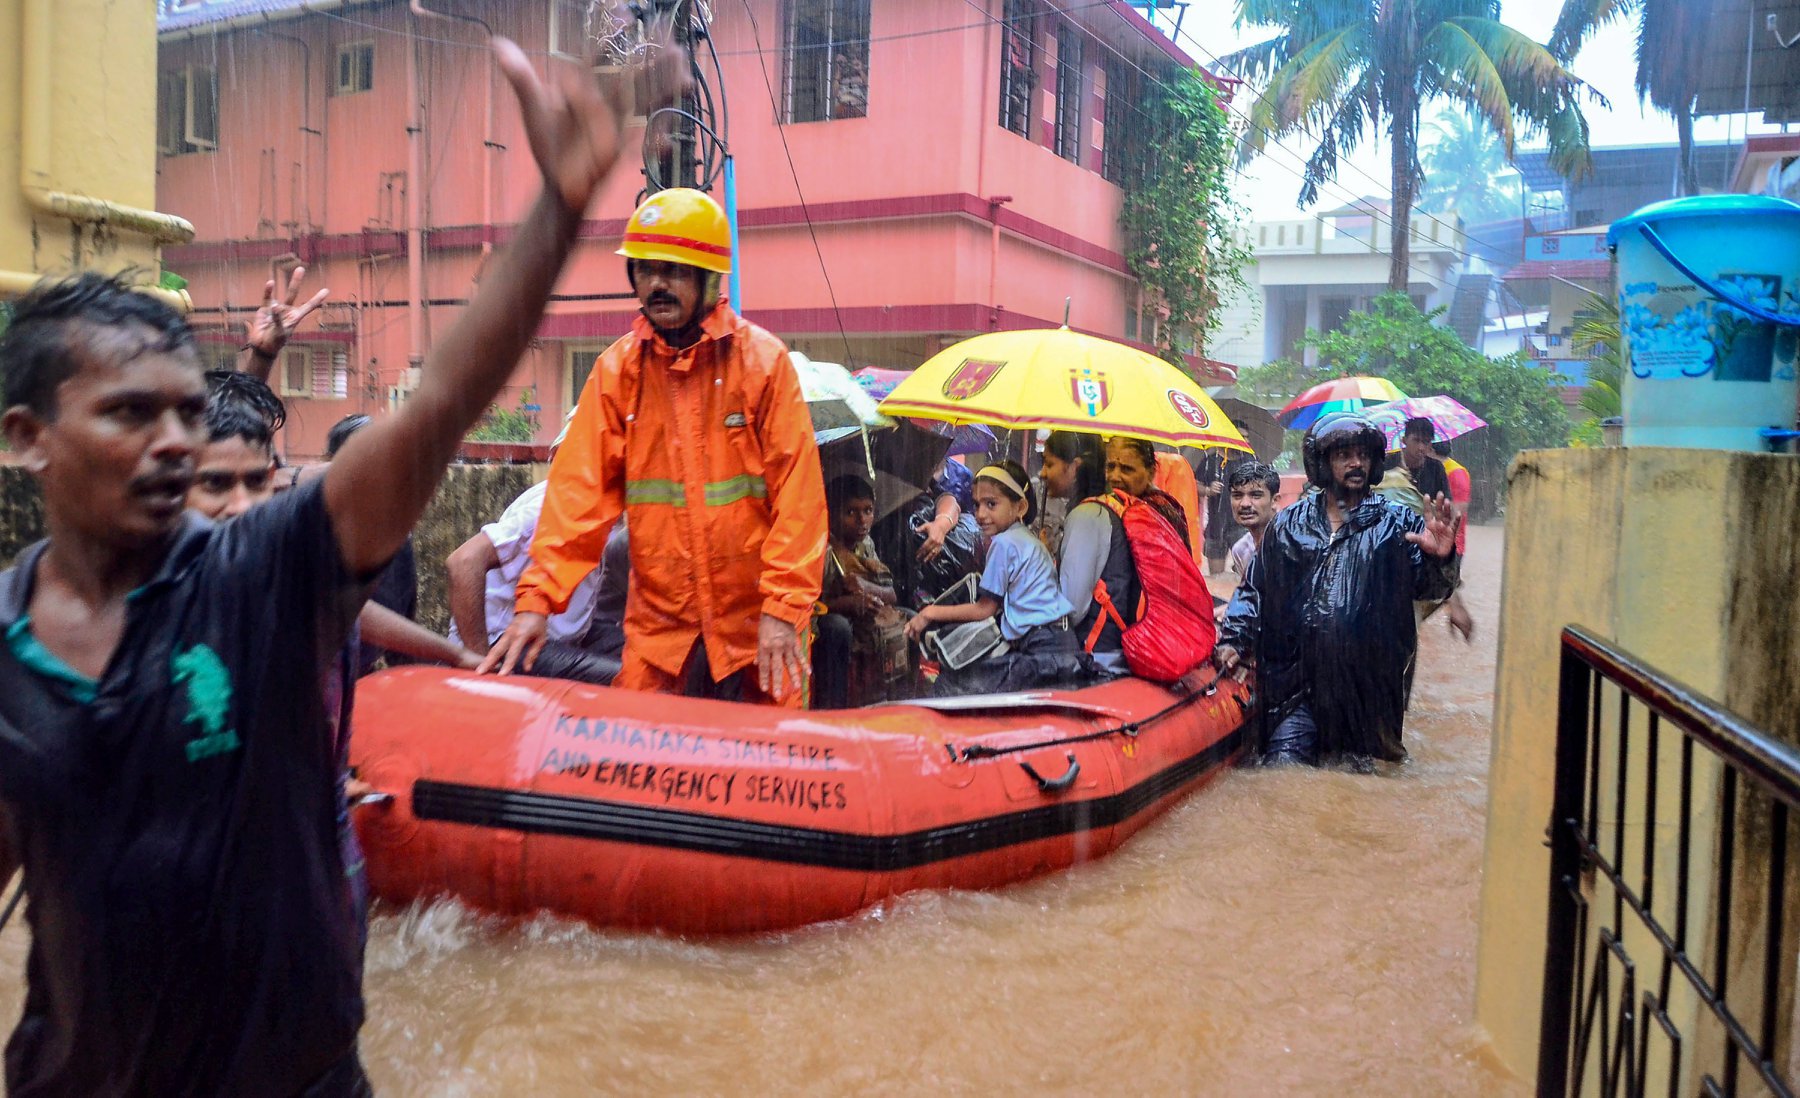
[0,39,675,1095]
[1390,415,1452,503]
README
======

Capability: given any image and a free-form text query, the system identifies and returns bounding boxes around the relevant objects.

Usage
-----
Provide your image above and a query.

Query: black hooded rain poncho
[1219,488,1459,764]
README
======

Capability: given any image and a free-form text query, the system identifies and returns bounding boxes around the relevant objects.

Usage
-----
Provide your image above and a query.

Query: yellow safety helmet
[617,188,733,274]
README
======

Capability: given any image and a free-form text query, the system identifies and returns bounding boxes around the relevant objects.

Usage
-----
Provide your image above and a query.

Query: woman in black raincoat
[1215,412,1461,768]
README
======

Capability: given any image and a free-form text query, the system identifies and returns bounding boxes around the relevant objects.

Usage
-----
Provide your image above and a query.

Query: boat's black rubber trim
[410,725,1246,871]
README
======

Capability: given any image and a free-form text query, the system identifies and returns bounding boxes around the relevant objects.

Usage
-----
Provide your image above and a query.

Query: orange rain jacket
[517,303,827,687]
[1153,452,1207,568]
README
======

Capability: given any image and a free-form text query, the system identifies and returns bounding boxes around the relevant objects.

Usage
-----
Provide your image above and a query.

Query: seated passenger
[814,476,910,707]
[1059,436,1199,677]
[447,414,627,685]
[905,462,1098,696]
[1035,430,1106,559]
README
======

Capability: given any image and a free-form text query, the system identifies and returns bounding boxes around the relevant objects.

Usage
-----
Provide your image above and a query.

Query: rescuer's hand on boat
[481,612,549,675]
[758,614,807,702]
[492,33,686,217]
[1405,493,1462,559]
[1213,644,1240,674]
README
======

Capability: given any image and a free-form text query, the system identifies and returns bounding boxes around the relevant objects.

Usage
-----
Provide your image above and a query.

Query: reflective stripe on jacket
[517,303,827,681]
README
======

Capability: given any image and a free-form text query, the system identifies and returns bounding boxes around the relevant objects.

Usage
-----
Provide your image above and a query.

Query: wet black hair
[1403,416,1435,442]
[1106,435,1158,475]
[326,413,373,458]
[974,459,1039,526]
[1043,430,1107,499]
[1227,460,1281,497]
[203,370,286,453]
[1431,440,1452,458]
[825,474,874,515]
[0,272,198,417]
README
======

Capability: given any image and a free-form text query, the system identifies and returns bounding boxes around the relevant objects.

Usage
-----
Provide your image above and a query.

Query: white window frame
[565,341,610,410]
[549,0,589,60]
[158,64,217,155]
[334,42,374,96]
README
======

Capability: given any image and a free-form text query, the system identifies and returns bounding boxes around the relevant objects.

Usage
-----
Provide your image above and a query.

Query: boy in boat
[0,38,672,1093]
[814,475,909,707]
[483,189,828,707]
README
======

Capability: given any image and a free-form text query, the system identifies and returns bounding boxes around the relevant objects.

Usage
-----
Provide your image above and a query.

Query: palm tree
[1571,290,1623,420]
[1550,0,1706,195]
[1421,108,1523,226]
[1227,0,1601,292]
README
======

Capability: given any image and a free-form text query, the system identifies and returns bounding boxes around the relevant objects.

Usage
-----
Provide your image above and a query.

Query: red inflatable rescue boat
[350,669,1252,935]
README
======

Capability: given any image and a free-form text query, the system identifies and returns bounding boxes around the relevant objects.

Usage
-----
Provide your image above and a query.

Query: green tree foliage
[1118,68,1251,369]
[1247,294,1570,510]
[1570,290,1622,444]
[1420,108,1523,226]
[466,388,540,443]
[1228,0,1599,291]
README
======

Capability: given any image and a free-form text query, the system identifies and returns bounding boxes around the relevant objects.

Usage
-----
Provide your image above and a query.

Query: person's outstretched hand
[757,614,807,702]
[480,611,549,675]
[1405,493,1462,559]
[244,265,329,362]
[492,34,687,216]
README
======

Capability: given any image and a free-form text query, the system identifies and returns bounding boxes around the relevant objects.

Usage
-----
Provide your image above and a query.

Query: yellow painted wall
[1477,447,1800,1087]
[0,0,186,299]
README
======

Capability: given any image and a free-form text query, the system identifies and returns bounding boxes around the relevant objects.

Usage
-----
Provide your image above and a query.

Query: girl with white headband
[904,460,1099,695]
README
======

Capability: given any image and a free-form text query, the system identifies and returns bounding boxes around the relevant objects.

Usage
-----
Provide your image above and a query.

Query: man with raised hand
[0,36,677,1094]
[1216,412,1460,769]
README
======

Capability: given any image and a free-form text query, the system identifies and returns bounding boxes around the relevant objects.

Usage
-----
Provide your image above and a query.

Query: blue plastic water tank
[1608,195,1800,450]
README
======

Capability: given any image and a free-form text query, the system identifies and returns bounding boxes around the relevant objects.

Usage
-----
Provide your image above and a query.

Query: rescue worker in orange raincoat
[482,188,827,706]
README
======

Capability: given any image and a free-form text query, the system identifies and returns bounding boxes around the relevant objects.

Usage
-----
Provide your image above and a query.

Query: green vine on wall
[1118,68,1250,372]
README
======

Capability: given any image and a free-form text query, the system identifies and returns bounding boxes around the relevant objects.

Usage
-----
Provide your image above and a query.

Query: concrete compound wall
[0,463,544,636]
[1477,447,1800,1087]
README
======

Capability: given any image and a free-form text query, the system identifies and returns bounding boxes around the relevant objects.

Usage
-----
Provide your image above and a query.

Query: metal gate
[1540,626,1800,1096]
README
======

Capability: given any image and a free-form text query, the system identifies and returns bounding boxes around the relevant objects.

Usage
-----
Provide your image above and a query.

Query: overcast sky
[1158,0,1781,218]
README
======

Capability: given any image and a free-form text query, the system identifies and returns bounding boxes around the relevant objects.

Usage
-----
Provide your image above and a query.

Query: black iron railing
[1540,626,1800,1097]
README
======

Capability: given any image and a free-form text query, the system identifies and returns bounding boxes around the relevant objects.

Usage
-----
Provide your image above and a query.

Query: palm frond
[1547,0,1634,60]
[1423,22,1519,152]
[1221,33,1293,83]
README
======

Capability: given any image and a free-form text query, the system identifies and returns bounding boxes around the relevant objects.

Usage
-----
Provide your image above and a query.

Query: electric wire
[736,0,856,367]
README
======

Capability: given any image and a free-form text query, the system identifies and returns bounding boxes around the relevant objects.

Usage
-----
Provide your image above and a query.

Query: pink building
[156,0,1233,457]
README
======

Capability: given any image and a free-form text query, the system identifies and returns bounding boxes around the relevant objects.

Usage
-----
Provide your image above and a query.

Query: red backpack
[1082,489,1218,683]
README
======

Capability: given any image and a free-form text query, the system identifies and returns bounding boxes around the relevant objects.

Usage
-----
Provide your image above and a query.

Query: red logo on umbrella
[1166,389,1211,429]
[942,358,1006,401]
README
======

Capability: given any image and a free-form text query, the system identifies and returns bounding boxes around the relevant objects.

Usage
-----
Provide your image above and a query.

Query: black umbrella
[817,420,950,523]
[1211,398,1285,463]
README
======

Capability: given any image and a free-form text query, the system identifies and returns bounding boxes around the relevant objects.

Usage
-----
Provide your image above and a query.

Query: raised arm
[238,265,330,381]
[324,37,681,576]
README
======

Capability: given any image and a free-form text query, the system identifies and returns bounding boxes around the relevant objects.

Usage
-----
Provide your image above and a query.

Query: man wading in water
[0,37,679,1094]
[1214,412,1461,768]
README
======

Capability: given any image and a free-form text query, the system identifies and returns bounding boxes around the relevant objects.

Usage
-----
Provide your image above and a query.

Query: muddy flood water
[0,526,1520,1095]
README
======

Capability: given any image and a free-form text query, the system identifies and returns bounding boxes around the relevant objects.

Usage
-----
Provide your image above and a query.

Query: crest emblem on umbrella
[1069,366,1112,417]
[941,358,1006,401]
[1166,389,1212,430]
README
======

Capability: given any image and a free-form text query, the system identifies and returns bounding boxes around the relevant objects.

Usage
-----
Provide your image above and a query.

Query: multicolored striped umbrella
[1365,396,1489,452]
[1277,376,1407,429]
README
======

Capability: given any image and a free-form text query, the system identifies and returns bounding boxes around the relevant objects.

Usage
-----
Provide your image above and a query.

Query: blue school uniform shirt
[979,524,1074,641]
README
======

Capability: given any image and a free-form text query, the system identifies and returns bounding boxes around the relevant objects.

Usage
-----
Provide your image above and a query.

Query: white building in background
[1209,200,1472,370]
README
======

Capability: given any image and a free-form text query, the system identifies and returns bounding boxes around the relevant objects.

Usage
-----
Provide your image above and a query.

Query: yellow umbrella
[877,327,1250,451]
